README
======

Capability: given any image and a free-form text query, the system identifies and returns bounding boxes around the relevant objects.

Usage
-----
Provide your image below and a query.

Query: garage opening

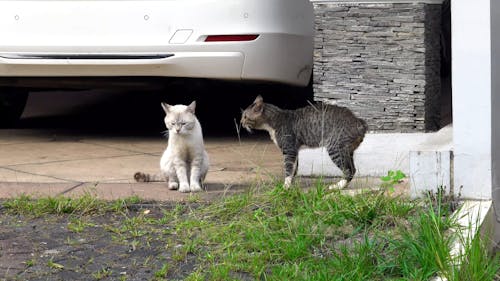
[14,78,313,138]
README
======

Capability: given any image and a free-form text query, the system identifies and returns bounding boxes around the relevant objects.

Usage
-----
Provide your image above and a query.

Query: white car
[0,0,314,126]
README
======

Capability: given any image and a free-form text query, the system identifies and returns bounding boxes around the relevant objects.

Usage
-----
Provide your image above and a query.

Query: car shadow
[17,78,312,138]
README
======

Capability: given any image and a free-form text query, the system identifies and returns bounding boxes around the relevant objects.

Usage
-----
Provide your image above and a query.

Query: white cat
[135,101,209,193]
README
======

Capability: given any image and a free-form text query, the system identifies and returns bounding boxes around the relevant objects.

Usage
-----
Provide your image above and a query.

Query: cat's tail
[357,118,368,136]
[134,172,164,182]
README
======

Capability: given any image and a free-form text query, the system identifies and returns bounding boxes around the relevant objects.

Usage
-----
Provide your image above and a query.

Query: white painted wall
[452,0,492,199]
[298,125,452,177]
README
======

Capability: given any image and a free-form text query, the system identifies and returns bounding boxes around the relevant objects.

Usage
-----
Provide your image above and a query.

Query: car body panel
[0,0,313,86]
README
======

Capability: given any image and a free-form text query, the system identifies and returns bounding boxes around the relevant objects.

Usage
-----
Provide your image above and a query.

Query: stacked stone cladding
[313,2,442,132]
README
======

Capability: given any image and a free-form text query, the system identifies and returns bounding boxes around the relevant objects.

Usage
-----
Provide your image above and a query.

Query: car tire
[0,88,29,127]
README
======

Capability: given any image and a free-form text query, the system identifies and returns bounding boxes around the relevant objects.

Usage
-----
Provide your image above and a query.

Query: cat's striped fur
[241,95,367,189]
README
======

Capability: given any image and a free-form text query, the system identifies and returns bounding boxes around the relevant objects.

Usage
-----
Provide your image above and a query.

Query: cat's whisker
[233,118,242,145]
[160,130,169,138]
[307,99,320,112]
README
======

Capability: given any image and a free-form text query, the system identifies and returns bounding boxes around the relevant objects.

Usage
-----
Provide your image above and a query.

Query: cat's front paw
[168,182,179,190]
[328,179,348,190]
[179,183,190,193]
[190,183,203,193]
[283,176,293,189]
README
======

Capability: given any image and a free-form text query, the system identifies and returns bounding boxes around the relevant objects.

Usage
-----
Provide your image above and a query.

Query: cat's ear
[187,101,196,114]
[253,95,264,114]
[161,102,171,114]
[254,95,264,104]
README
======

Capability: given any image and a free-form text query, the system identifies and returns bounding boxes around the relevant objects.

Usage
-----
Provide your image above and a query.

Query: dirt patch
[0,202,200,281]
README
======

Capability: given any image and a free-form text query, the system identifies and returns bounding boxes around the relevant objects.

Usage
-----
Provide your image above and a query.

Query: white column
[490,0,500,245]
[452,0,492,199]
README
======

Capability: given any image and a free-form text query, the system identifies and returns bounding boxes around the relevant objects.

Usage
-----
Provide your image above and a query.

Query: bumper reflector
[204,35,259,42]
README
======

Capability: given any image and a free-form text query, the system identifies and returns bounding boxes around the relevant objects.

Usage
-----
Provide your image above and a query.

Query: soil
[0,202,197,281]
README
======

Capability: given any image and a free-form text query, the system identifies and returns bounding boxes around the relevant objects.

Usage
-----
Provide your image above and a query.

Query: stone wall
[313,2,442,132]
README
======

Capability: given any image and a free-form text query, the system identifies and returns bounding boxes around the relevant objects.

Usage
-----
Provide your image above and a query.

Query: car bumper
[0,0,313,86]
[0,51,245,80]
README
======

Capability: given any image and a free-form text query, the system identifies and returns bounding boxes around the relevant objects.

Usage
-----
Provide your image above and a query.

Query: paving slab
[79,138,165,154]
[11,154,157,183]
[0,167,72,183]
[0,141,140,167]
[63,182,249,201]
[0,182,80,198]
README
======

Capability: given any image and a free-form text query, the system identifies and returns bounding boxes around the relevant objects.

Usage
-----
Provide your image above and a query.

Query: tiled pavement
[0,129,283,201]
[0,129,395,201]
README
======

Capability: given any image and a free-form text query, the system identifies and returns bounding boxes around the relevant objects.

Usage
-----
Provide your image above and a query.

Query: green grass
[448,228,500,281]
[92,266,113,280]
[47,259,64,270]
[2,193,141,217]
[154,263,170,279]
[2,182,499,280]
[188,184,421,280]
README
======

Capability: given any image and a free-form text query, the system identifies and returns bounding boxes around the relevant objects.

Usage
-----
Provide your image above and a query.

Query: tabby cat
[241,95,367,189]
[134,101,209,193]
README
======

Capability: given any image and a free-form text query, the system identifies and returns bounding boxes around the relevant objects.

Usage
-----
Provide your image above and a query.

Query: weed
[154,263,170,279]
[427,185,461,216]
[380,169,406,192]
[389,198,455,280]
[47,259,64,270]
[109,195,142,213]
[381,170,406,184]
[92,266,113,280]
[129,239,140,252]
[172,247,187,262]
[67,218,95,233]
[187,193,202,203]
[185,269,205,281]
[24,259,35,268]
[447,228,500,281]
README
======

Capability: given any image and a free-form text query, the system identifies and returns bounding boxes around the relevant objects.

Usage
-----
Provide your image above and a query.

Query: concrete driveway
[0,88,386,201]
[0,87,288,201]
[0,129,283,201]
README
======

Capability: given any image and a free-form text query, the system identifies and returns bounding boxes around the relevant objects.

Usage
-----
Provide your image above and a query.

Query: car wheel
[0,88,29,127]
